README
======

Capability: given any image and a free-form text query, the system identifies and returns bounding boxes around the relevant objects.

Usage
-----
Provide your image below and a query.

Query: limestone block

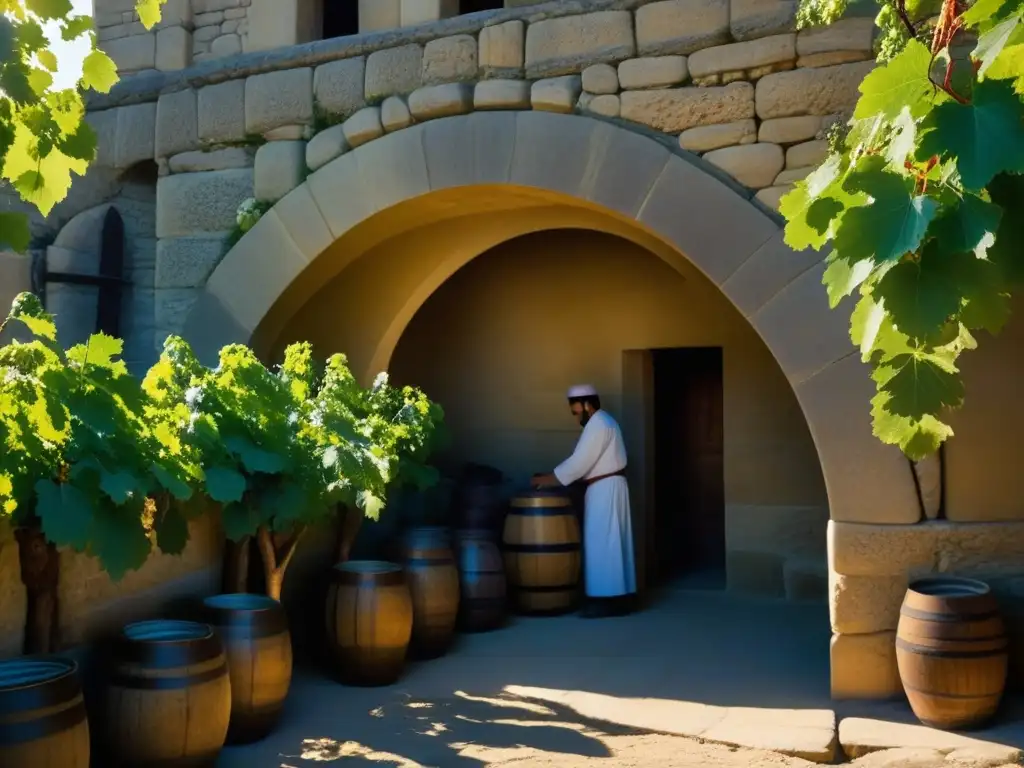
[114,102,157,169]
[727,550,785,597]
[155,0,192,27]
[156,168,254,238]
[479,20,524,76]
[195,27,220,44]
[381,96,413,131]
[730,0,797,41]
[196,11,224,26]
[156,88,198,159]
[830,632,902,699]
[342,106,385,148]
[620,81,754,133]
[168,147,254,173]
[105,33,156,72]
[474,79,531,110]
[830,572,908,635]
[155,235,228,288]
[407,83,473,120]
[155,288,199,339]
[758,115,822,144]
[401,0,458,27]
[618,56,688,90]
[678,119,757,152]
[254,141,306,203]
[688,35,796,79]
[704,142,784,188]
[264,125,311,141]
[774,166,813,185]
[197,80,245,145]
[524,11,635,79]
[588,94,620,118]
[755,60,874,119]
[530,76,582,114]
[635,0,729,57]
[829,521,937,578]
[422,35,478,85]
[313,58,367,119]
[798,51,872,68]
[839,719,1024,762]
[787,139,828,168]
[245,68,314,134]
[913,453,942,520]
[156,26,191,71]
[797,17,875,56]
[88,108,117,167]
[359,0,400,32]
[582,63,619,94]
[755,185,791,211]
[306,125,349,172]
[211,33,242,57]
[366,45,423,101]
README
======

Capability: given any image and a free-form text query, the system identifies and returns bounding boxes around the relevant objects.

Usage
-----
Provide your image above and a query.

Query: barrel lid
[0,658,77,690]
[510,489,572,508]
[123,620,214,643]
[203,593,281,612]
[334,560,403,574]
[909,576,992,597]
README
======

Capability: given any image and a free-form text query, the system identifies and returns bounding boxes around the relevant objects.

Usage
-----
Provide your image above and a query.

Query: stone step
[783,556,828,603]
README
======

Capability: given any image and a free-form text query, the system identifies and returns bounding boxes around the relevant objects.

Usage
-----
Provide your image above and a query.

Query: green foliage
[0,1,167,251]
[143,338,445,545]
[0,294,199,579]
[783,0,1024,460]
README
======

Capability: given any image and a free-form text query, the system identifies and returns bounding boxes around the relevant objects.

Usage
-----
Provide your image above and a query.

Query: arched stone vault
[183,109,920,526]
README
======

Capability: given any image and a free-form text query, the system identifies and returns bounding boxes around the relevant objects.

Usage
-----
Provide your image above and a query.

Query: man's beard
[579,412,590,427]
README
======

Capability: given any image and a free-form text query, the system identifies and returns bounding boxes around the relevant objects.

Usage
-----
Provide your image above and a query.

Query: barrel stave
[404,528,460,658]
[456,530,506,632]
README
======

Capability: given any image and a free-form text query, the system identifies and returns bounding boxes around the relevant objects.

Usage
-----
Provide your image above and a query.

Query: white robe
[553,410,637,598]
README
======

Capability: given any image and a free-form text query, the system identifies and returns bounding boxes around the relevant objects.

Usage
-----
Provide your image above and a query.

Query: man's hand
[531,473,558,489]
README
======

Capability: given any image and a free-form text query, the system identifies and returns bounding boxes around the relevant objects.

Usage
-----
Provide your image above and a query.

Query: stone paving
[216,588,1024,766]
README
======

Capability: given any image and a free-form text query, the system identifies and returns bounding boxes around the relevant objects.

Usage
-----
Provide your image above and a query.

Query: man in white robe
[532,385,637,618]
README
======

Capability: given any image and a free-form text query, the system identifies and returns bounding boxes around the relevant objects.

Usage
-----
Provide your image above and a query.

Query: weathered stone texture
[408,83,473,120]
[245,68,314,134]
[688,35,796,79]
[254,141,306,203]
[156,26,191,71]
[401,0,459,26]
[381,96,413,131]
[314,58,367,119]
[620,81,754,133]
[636,0,730,57]
[342,106,385,148]
[678,119,757,152]
[306,125,349,172]
[582,63,619,94]
[531,75,583,114]
[730,0,797,41]
[168,147,253,174]
[198,79,245,145]
[155,289,199,342]
[787,139,828,168]
[263,124,310,141]
[588,94,620,117]
[479,20,525,76]
[156,169,254,238]
[758,115,822,144]
[366,45,423,101]
[106,33,156,72]
[155,235,228,288]
[474,79,531,110]
[774,166,813,185]
[798,50,873,68]
[704,142,784,188]
[422,35,477,85]
[211,33,242,57]
[525,11,635,78]
[618,56,689,90]
[755,60,875,119]
[830,632,902,699]
[754,185,791,211]
[115,102,157,169]
[156,89,198,159]
[830,572,908,635]
[797,17,875,56]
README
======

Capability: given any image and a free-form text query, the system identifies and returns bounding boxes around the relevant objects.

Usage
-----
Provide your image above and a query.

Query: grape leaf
[154,505,189,556]
[854,40,940,120]
[973,13,1024,77]
[152,463,193,501]
[81,50,118,94]
[931,193,1003,258]
[0,212,31,253]
[823,249,875,307]
[963,0,1022,30]
[204,465,246,503]
[221,502,260,541]
[36,49,57,72]
[35,479,91,550]
[100,470,142,504]
[357,489,385,521]
[59,121,96,163]
[136,0,165,29]
[917,79,1024,190]
[988,172,1024,284]
[223,436,287,475]
[25,0,73,20]
[780,154,844,250]
[850,291,888,359]
[873,247,977,339]
[90,503,151,581]
[60,15,93,41]
[67,332,123,369]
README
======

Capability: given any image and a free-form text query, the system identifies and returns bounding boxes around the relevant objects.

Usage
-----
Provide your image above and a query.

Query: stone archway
[185,110,919,528]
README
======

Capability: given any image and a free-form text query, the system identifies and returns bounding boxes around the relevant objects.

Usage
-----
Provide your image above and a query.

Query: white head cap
[567,384,599,399]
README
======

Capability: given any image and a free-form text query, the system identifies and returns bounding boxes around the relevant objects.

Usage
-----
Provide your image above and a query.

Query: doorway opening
[323,0,359,39]
[461,0,505,13]
[651,346,725,590]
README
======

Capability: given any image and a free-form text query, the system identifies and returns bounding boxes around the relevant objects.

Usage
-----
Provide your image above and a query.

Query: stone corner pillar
[247,0,303,52]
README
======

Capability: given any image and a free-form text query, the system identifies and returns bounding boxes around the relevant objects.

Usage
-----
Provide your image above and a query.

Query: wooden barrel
[503,489,581,615]
[106,620,231,767]
[402,527,460,658]
[455,529,507,632]
[202,593,293,744]
[896,577,1009,730]
[0,657,89,767]
[325,560,413,686]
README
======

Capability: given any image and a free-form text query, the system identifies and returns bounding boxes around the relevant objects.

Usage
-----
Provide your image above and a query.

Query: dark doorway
[323,0,359,39]
[651,347,725,588]
[461,0,505,13]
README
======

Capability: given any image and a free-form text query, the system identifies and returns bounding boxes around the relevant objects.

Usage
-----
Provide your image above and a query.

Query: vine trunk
[15,522,61,655]
[335,505,364,564]
[256,526,304,602]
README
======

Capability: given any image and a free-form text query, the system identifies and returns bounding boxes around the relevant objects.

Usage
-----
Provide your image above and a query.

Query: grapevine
[781,0,1024,460]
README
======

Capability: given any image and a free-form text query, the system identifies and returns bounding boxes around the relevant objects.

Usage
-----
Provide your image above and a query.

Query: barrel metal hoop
[109,661,228,691]
[0,671,82,717]
[901,681,1007,700]
[504,543,580,554]
[332,569,406,587]
[896,638,1010,658]
[213,616,290,640]
[508,506,573,515]
[405,557,455,567]
[0,700,87,746]
[900,606,1002,623]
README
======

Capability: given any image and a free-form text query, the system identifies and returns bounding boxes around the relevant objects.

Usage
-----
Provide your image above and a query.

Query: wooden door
[621,350,656,600]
